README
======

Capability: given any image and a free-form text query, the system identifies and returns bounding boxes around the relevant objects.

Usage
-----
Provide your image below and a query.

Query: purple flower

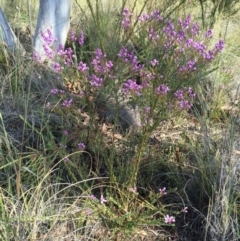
[41,29,57,46]
[186,38,193,47]
[62,99,73,107]
[204,50,215,61]
[159,187,167,195]
[90,194,96,200]
[178,100,192,109]
[164,214,175,224]
[100,194,108,204]
[78,142,86,149]
[156,84,169,95]
[70,30,77,42]
[43,43,55,59]
[32,51,41,62]
[151,59,159,66]
[145,107,150,113]
[78,61,89,73]
[88,74,104,87]
[185,87,196,98]
[52,62,63,73]
[64,157,70,162]
[122,79,142,95]
[174,90,184,100]
[215,39,224,52]
[129,187,137,193]
[51,88,59,94]
[182,207,188,213]
[190,23,199,36]
[105,60,113,71]
[149,28,159,40]
[63,130,68,136]
[205,29,213,38]
[91,49,113,74]
[121,8,133,29]
[85,209,92,215]
[78,30,84,45]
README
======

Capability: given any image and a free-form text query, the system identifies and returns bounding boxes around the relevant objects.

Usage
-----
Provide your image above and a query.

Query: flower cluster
[138,9,163,22]
[89,194,107,205]
[70,29,84,45]
[62,99,73,107]
[118,46,144,71]
[91,48,113,75]
[121,8,133,29]
[78,61,89,73]
[174,87,196,109]
[155,84,169,95]
[50,89,65,94]
[122,79,142,95]
[38,29,58,60]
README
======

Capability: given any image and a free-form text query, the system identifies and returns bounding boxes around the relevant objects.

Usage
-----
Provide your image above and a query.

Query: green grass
[0,0,240,240]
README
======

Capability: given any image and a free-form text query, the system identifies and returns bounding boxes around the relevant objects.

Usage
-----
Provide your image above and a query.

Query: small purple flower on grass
[145,107,150,114]
[64,157,70,162]
[122,79,142,95]
[51,88,59,94]
[174,89,184,100]
[106,60,113,71]
[78,61,89,73]
[52,62,63,73]
[159,187,167,195]
[151,59,159,66]
[89,75,104,87]
[100,194,107,204]
[70,30,77,42]
[90,194,96,200]
[33,51,41,62]
[62,99,73,107]
[78,30,84,46]
[164,214,175,224]
[86,209,92,215]
[63,130,68,136]
[156,84,169,95]
[178,100,192,109]
[205,29,213,38]
[129,187,137,193]
[78,142,85,149]
[215,39,224,52]
[182,207,188,213]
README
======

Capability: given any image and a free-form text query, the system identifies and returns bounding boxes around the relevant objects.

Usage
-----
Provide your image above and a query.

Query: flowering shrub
[32,8,224,235]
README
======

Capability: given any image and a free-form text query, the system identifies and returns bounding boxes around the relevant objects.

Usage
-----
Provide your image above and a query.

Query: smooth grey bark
[0,7,25,54]
[33,0,71,59]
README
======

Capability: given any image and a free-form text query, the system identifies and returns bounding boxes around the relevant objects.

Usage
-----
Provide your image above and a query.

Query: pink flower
[100,194,107,204]
[85,209,92,215]
[78,61,89,73]
[159,187,167,195]
[90,194,96,200]
[78,142,86,149]
[182,207,188,213]
[151,59,159,66]
[164,214,175,224]
[64,157,70,162]
[129,187,137,193]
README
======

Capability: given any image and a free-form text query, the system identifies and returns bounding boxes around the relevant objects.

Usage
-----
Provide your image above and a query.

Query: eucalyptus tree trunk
[33,0,71,60]
[0,7,25,54]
